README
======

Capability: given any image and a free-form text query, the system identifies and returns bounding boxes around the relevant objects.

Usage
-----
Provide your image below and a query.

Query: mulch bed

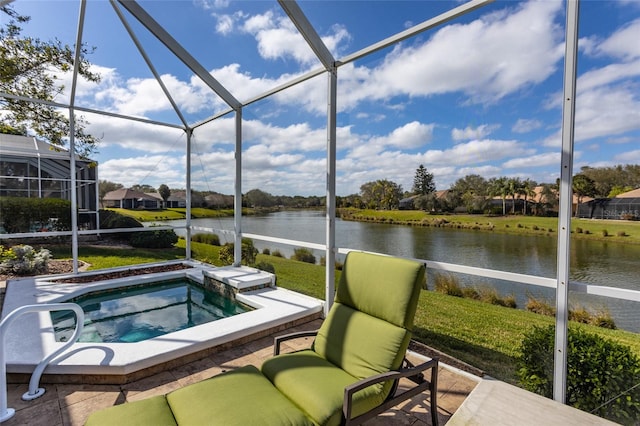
[51,263,193,283]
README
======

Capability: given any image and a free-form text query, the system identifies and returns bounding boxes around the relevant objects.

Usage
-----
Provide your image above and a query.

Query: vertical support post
[325,66,338,317]
[68,0,88,274]
[185,128,192,259]
[554,0,580,404]
[234,108,243,266]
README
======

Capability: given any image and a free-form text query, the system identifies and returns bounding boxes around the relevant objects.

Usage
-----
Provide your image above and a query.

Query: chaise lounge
[85,251,439,425]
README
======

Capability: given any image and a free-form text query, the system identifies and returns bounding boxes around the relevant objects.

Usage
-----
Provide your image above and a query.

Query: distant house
[0,133,98,228]
[577,188,640,220]
[399,195,418,210]
[102,188,161,209]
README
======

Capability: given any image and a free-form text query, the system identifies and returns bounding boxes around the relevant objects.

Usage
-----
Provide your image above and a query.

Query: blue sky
[7,0,640,196]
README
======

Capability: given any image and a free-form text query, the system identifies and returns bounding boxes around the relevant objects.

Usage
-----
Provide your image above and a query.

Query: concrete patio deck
[2,318,479,426]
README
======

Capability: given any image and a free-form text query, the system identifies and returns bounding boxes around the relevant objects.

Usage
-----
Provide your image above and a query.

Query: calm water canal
[156,210,640,332]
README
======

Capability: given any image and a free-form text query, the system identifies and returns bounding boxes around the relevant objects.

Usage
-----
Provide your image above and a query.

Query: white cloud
[512,118,543,134]
[357,0,564,105]
[614,149,640,163]
[451,124,499,141]
[100,155,185,188]
[503,152,560,169]
[596,18,640,61]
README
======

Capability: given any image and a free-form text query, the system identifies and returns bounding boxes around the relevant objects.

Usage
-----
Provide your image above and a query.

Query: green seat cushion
[335,251,424,329]
[262,350,386,426]
[167,365,314,426]
[84,395,176,426]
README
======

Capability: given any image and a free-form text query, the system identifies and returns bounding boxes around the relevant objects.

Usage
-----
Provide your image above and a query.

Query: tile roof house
[102,188,161,209]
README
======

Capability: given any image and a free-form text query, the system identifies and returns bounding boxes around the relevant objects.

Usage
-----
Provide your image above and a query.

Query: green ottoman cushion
[84,395,176,426]
[262,350,384,426]
[167,365,314,426]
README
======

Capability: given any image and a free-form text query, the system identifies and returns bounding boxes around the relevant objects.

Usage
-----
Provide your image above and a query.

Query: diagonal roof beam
[278,0,335,70]
[117,0,241,110]
[338,0,494,66]
[110,0,189,128]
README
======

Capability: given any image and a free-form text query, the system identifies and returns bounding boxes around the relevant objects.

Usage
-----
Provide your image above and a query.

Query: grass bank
[105,207,239,222]
[51,240,640,385]
[340,208,640,244]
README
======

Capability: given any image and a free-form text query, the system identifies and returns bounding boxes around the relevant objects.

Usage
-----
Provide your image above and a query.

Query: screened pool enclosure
[1,0,639,409]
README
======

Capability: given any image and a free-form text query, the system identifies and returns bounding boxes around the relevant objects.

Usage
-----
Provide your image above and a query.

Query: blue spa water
[51,279,251,343]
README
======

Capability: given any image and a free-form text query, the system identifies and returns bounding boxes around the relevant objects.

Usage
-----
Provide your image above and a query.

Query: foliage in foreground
[0,244,51,275]
[518,325,640,424]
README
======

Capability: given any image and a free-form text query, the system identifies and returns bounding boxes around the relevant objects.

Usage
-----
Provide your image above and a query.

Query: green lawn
[341,209,640,244]
[60,239,640,385]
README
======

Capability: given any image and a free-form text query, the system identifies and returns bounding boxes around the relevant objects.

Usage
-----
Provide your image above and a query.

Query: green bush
[254,261,275,274]
[518,325,640,424]
[0,197,72,233]
[99,210,143,241]
[272,249,283,258]
[218,238,258,266]
[191,233,220,245]
[129,229,178,249]
[291,247,316,264]
[262,248,271,255]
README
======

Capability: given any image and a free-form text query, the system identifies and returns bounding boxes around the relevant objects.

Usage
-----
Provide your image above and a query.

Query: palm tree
[521,179,537,215]
[506,177,524,214]
[488,177,509,215]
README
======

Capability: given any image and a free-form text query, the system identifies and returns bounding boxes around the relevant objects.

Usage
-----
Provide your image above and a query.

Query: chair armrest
[342,357,439,426]
[273,330,318,355]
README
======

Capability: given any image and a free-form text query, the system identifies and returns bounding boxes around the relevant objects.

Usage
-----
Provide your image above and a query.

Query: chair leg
[430,364,439,426]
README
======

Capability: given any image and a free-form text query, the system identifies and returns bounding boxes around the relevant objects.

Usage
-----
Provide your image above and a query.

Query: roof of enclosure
[4,0,639,197]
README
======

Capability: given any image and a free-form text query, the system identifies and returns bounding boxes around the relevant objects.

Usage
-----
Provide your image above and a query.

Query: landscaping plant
[518,325,640,424]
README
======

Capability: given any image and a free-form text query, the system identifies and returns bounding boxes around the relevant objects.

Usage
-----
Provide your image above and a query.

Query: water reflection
[155,212,640,332]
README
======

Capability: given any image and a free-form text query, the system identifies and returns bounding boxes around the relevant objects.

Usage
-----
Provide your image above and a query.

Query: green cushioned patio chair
[84,251,438,426]
[262,250,439,426]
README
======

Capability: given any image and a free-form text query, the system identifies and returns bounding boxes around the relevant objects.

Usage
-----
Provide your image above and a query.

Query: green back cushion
[167,365,314,426]
[334,251,424,329]
[313,303,411,381]
[84,395,177,426]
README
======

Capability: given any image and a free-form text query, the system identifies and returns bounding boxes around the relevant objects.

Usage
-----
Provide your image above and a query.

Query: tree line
[348,164,640,215]
[99,163,640,215]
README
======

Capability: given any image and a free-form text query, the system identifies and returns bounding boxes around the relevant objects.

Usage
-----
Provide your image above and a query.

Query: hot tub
[1,261,323,383]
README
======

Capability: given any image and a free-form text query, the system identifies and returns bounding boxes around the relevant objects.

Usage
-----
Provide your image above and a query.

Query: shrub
[291,247,316,264]
[433,273,463,297]
[0,244,51,275]
[568,306,591,324]
[191,233,220,245]
[254,261,275,274]
[461,286,480,300]
[99,210,143,241]
[129,229,178,248]
[518,325,640,423]
[601,229,609,237]
[272,249,283,258]
[616,231,627,237]
[218,238,258,266]
[575,227,583,233]
[526,297,556,316]
[0,197,72,233]
[262,248,271,255]
[591,310,616,329]
[477,286,516,308]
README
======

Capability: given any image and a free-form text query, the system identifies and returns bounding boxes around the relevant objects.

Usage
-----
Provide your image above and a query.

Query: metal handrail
[0,303,84,423]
